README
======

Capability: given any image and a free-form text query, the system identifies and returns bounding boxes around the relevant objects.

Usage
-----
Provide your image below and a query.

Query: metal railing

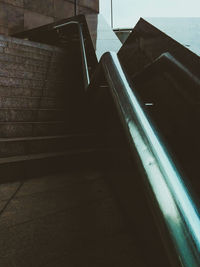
[54,20,90,89]
[87,51,200,266]
[55,18,200,266]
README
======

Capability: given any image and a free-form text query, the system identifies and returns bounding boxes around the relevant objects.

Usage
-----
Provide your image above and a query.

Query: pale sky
[100,0,200,28]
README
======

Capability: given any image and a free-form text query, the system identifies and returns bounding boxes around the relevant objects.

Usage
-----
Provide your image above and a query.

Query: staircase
[0,28,148,267]
[0,34,107,183]
[0,14,199,267]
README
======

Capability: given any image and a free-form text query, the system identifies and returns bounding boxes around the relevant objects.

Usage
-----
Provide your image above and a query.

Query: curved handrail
[88,51,200,266]
[52,19,200,265]
[54,20,90,89]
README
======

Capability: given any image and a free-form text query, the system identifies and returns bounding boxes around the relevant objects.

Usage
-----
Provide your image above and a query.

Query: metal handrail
[54,21,90,89]
[87,51,200,266]
[54,19,200,265]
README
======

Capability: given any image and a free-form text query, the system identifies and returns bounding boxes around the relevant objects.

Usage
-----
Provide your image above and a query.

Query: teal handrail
[88,51,200,266]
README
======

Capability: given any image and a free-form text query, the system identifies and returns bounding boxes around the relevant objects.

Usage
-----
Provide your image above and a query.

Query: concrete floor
[0,170,145,267]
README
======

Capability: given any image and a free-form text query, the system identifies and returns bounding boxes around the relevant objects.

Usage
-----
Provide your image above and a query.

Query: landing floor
[0,170,144,267]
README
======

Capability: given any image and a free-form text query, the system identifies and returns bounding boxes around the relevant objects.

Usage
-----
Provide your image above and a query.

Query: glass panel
[99,0,112,27]
[100,0,200,29]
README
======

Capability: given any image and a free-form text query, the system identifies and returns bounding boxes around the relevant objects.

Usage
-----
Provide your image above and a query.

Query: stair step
[0,121,67,137]
[0,52,50,68]
[0,76,65,90]
[0,86,37,97]
[0,60,65,76]
[6,43,64,57]
[0,108,64,122]
[0,148,110,183]
[0,34,65,55]
[2,47,65,63]
[0,76,44,88]
[0,68,47,80]
[0,86,64,97]
[0,61,66,80]
[0,134,106,157]
[0,52,66,70]
[0,96,63,109]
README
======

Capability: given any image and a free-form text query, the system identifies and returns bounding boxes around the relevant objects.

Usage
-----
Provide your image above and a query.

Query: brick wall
[0,0,99,35]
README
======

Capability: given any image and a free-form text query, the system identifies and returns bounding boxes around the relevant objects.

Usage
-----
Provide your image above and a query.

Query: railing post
[74,0,77,16]
[111,0,113,28]
[54,21,90,89]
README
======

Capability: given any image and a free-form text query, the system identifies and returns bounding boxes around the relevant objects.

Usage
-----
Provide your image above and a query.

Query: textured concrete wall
[0,0,99,35]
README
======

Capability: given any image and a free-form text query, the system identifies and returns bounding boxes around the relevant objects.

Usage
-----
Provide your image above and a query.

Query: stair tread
[0,35,65,52]
[0,148,105,164]
[0,107,63,111]
[0,75,65,84]
[0,133,95,142]
[0,96,62,100]
[0,87,64,97]
[0,121,64,124]
[2,48,65,63]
